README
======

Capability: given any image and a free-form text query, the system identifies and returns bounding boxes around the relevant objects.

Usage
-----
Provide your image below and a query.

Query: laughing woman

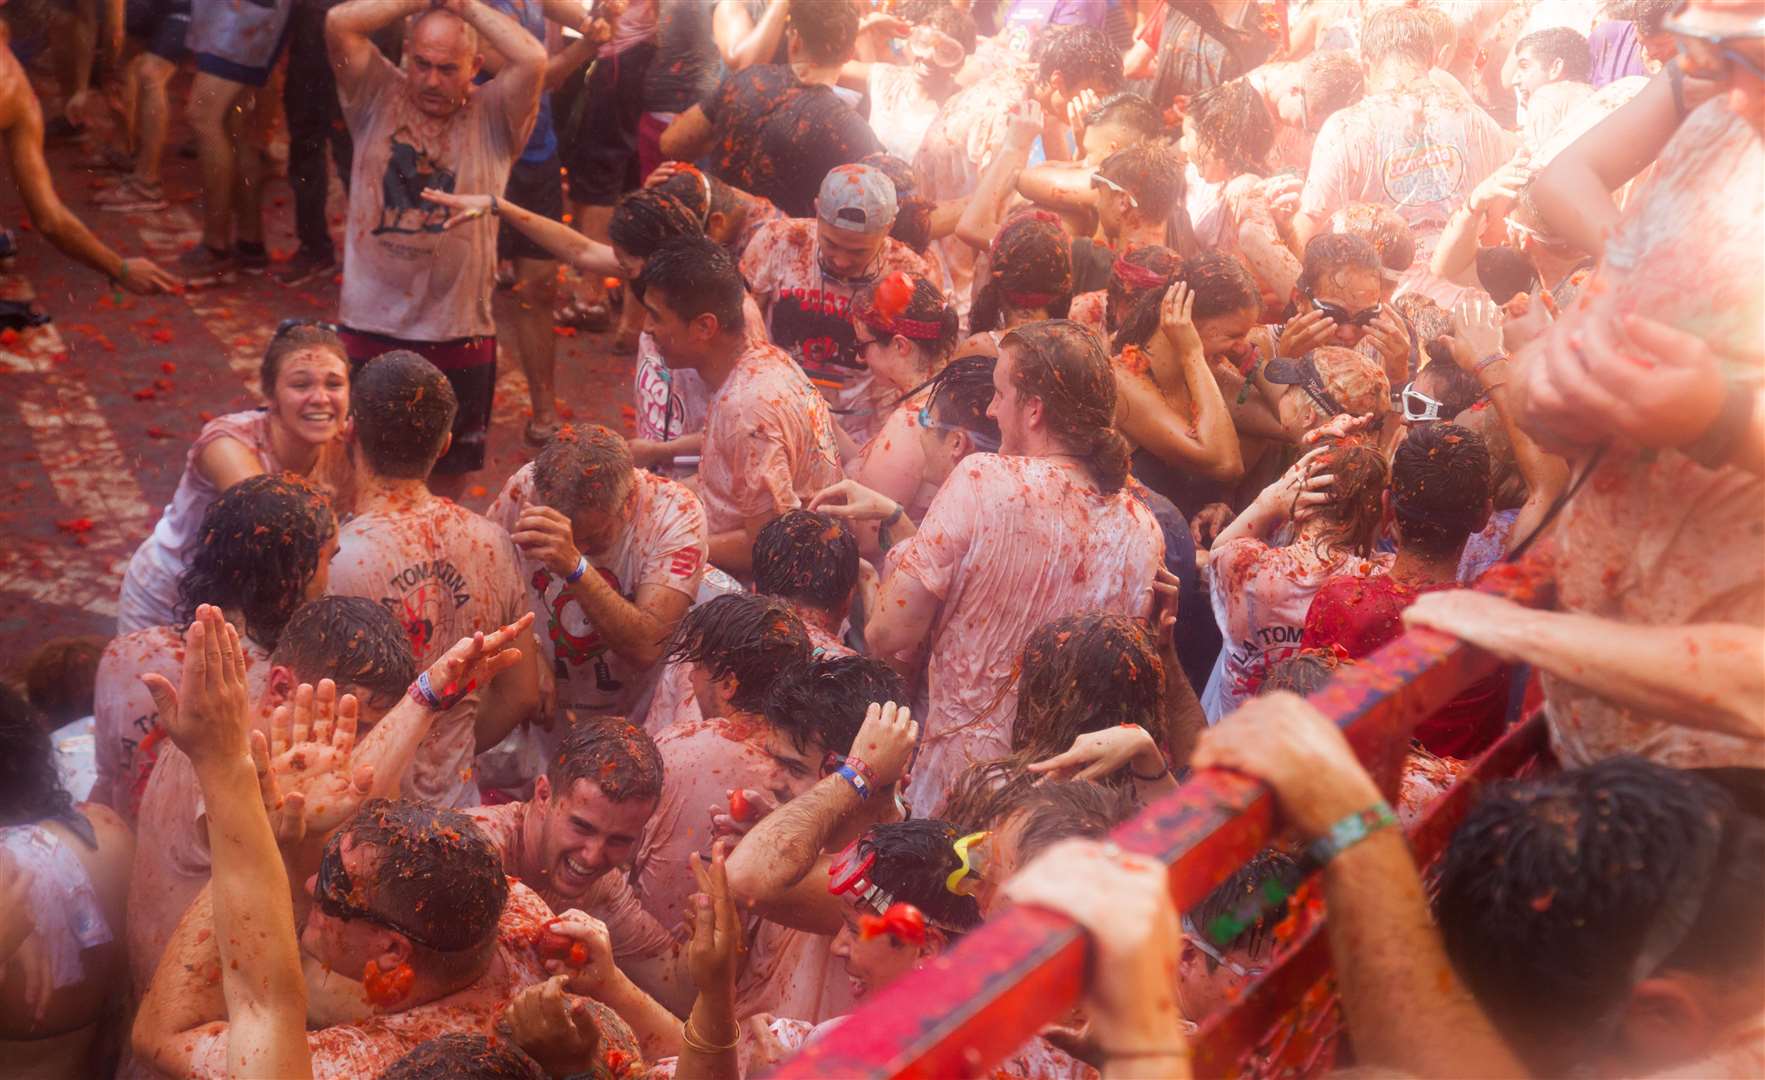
[117,321,350,634]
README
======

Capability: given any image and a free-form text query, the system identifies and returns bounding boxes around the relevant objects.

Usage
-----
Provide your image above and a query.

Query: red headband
[1003,290,1063,309]
[857,271,947,342]
[1112,252,1170,291]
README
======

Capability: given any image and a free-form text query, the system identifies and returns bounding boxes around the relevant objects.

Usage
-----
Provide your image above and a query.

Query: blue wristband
[409,671,444,710]
[834,763,871,800]
[1303,801,1398,867]
[564,555,589,584]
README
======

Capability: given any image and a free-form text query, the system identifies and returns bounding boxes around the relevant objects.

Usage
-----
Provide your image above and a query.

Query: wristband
[1303,801,1398,867]
[844,756,878,788]
[1681,377,1757,470]
[409,670,444,709]
[1128,757,1172,782]
[834,763,872,800]
[564,554,589,584]
[881,502,905,531]
[489,194,501,217]
[1476,352,1507,373]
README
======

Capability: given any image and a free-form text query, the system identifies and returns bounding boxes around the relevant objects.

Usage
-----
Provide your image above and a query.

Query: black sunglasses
[275,316,340,336]
[315,834,468,952]
[1305,292,1382,327]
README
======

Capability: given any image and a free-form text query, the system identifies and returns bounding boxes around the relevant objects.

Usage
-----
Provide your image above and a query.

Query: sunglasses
[1182,915,1266,979]
[276,316,340,336]
[916,399,1000,451]
[315,834,466,952]
[907,24,966,69]
[1401,383,1445,422]
[1663,4,1765,80]
[1305,292,1382,327]
[1090,172,1139,210]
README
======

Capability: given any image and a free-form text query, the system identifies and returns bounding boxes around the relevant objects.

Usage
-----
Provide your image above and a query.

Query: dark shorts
[339,327,497,476]
[559,42,654,206]
[498,153,565,264]
[189,0,292,88]
[125,0,191,61]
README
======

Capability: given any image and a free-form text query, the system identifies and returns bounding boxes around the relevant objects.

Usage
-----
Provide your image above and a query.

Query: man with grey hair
[325,0,545,497]
[740,163,932,443]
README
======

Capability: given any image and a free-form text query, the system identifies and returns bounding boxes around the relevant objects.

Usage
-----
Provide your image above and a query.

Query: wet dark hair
[860,153,934,254]
[639,235,746,333]
[1010,612,1167,766]
[1305,440,1388,558]
[1474,245,1540,306]
[1188,78,1274,176]
[1085,91,1165,141]
[971,210,1073,334]
[0,684,73,826]
[548,716,665,805]
[1515,26,1592,83]
[351,350,458,479]
[174,474,335,650]
[532,424,635,517]
[1114,252,1260,353]
[923,354,1001,450]
[608,188,705,259]
[1300,49,1365,119]
[851,269,960,369]
[1035,24,1123,93]
[858,818,983,934]
[1391,421,1492,556]
[271,597,417,711]
[346,798,509,957]
[919,2,977,53]
[1013,779,1137,865]
[787,0,859,65]
[24,636,107,727]
[1413,359,1484,419]
[1297,233,1382,295]
[1002,319,1131,493]
[1190,849,1304,964]
[651,164,740,223]
[1097,141,1186,221]
[1258,650,1345,696]
[261,322,347,398]
[377,1035,547,1080]
[763,654,906,758]
[1104,244,1178,336]
[753,510,860,614]
[666,593,811,714]
[1436,757,1765,1074]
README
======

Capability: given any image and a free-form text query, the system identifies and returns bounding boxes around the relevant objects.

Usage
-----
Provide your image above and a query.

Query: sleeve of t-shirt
[637,486,709,598]
[1298,112,1354,218]
[700,69,738,122]
[888,460,982,601]
[485,467,531,535]
[337,49,401,136]
[1206,537,1267,639]
[738,221,785,298]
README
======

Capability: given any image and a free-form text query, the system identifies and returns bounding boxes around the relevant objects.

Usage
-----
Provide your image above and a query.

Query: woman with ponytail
[1068,243,1180,341]
[962,210,1074,353]
[841,271,963,554]
[852,317,1166,816]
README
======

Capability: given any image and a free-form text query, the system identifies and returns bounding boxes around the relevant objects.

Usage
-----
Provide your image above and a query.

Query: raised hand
[266,679,376,842]
[419,613,535,707]
[686,842,746,993]
[1276,307,1335,358]
[511,506,584,578]
[504,975,601,1078]
[140,604,252,769]
[708,786,779,843]
[1159,281,1202,359]
[419,187,494,230]
[1451,296,1505,363]
[1027,724,1165,783]
[808,479,899,522]
[848,701,918,788]
[1193,692,1382,841]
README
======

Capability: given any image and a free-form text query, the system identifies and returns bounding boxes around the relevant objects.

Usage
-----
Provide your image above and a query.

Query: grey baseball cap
[817,164,898,234]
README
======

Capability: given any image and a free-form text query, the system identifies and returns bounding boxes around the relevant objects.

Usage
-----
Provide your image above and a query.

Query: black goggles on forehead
[275,316,341,336]
[1305,291,1382,327]
[315,833,469,952]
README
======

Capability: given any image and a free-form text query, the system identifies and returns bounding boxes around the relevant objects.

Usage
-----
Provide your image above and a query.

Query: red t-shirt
[1302,573,1509,759]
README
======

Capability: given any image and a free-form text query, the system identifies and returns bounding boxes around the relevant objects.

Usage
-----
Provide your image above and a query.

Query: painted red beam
[765,559,1556,1080]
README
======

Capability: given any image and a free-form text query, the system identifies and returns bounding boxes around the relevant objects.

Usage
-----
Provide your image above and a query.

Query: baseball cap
[1264,345,1390,418]
[817,164,898,234]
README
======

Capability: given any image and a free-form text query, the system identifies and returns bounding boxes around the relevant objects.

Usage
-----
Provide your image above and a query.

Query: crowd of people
[1,0,1762,1076]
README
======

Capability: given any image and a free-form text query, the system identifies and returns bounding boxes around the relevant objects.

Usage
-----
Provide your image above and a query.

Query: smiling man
[325,0,545,497]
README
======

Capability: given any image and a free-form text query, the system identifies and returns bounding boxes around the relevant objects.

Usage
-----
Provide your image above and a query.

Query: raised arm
[1194,694,1529,1080]
[724,702,917,932]
[1211,445,1330,551]
[326,0,426,98]
[713,0,789,71]
[955,100,1042,252]
[1117,283,1245,483]
[422,187,622,276]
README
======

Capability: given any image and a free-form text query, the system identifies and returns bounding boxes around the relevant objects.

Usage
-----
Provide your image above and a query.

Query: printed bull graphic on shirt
[374,128,456,236]
[533,565,625,695]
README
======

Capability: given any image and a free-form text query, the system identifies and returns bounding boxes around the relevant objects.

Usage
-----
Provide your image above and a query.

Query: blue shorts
[125,0,191,62]
[188,0,293,87]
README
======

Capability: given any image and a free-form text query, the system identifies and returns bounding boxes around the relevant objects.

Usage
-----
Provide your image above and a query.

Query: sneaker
[93,178,169,213]
[233,242,269,275]
[273,248,336,287]
[176,245,238,289]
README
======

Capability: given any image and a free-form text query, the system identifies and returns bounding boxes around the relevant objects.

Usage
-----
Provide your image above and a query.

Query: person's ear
[265,664,298,709]
[714,671,741,704]
[1547,57,1564,81]
[691,312,720,342]
[438,430,454,459]
[1619,975,1717,1066]
[707,210,730,238]
[534,773,552,806]
[1024,393,1046,432]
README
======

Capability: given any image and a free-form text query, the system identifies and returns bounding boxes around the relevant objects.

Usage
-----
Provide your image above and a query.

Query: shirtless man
[486,424,706,723]
[126,596,415,992]
[0,690,133,1079]
[325,351,542,806]
[0,20,177,294]
[637,236,843,576]
[830,320,1165,816]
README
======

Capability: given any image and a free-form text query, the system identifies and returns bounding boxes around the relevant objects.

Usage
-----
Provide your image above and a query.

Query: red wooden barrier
[765,559,1557,1080]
